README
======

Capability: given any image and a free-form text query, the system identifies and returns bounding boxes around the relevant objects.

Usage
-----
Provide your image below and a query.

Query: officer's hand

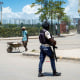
[53,40,56,46]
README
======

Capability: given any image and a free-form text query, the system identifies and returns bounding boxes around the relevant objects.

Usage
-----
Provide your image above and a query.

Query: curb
[57,56,80,61]
[22,53,39,56]
[0,33,76,40]
[0,37,38,40]
[60,33,76,37]
[22,52,80,61]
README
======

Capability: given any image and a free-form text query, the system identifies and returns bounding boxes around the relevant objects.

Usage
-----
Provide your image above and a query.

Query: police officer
[38,21,61,77]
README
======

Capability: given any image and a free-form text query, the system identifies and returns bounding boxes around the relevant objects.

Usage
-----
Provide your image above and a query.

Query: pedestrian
[38,21,61,77]
[55,23,58,35]
[22,26,28,51]
[66,25,69,33]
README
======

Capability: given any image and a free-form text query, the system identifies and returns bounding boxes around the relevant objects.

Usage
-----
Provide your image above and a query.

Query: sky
[0,0,79,21]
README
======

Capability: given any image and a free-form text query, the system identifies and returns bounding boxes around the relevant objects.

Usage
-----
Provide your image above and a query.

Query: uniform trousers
[39,45,56,73]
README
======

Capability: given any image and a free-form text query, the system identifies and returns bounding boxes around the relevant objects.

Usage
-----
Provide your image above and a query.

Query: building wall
[60,21,66,33]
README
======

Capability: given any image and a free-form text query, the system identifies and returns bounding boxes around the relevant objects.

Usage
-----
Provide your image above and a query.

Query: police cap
[42,21,50,30]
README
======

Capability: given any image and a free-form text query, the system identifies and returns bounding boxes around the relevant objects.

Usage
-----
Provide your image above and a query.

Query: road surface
[0,54,80,80]
[0,34,80,80]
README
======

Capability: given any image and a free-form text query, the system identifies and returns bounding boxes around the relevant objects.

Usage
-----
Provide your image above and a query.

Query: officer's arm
[49,38,56,46]
[45,31,56,46]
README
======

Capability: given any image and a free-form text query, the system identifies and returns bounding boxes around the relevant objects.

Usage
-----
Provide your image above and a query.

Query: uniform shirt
[40,29,51,47]
[44,29,51,39]
[22,30,27,41]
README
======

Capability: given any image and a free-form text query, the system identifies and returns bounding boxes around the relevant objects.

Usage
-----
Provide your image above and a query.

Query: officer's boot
[53,70,61,76]
[38,71,44,77]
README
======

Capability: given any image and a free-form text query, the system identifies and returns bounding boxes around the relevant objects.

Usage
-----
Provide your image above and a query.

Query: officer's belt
[41,44,50,47]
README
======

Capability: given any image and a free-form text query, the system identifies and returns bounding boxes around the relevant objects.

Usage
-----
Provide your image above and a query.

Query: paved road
[0,34,80,80]
[0,54,80,80]
[56,34,80,50]
[0,34,80,52]
[27,34,80,51]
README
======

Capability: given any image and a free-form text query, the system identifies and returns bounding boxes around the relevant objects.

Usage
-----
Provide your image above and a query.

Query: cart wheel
[7,46,13,53]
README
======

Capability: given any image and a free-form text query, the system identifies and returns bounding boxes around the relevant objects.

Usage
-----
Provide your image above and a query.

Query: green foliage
[0,25,40,37]
[61,15,71,25]
[30,3,36,7]
[69,25,76,30]
[0,27,21,37]
[31,49,36,52]
[31,0,66,22]
[3,24,18,27]
[40,26,43,30]
[27,27,40,36]
[0,22,2,25]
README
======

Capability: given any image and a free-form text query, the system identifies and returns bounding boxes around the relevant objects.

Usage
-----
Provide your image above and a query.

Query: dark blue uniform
[39,29,56,74]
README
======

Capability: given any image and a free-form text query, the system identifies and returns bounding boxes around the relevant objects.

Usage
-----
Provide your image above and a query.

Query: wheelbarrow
[7,42,23,53]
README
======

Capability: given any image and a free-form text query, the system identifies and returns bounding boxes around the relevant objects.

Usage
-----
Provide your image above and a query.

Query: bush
[69,25,76,30]
[0,26,40,37]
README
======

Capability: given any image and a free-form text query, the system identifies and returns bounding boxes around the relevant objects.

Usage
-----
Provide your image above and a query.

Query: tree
[31,0,48,22]
[61,15,71,25]
[31,0,65,21]
[31,0,66,34]
[0,22,2,25]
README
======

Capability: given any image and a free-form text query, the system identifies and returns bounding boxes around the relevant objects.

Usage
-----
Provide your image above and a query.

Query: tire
[7,46,13,53]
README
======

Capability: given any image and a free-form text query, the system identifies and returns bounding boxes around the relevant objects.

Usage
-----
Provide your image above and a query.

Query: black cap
[42,21,50,30]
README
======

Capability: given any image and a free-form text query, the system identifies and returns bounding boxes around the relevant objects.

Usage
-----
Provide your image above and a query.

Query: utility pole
[77,0,80,33]
[0,1,3,24]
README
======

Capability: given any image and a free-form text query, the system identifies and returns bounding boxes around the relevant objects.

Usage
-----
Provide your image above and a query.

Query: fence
[2,19,41,25]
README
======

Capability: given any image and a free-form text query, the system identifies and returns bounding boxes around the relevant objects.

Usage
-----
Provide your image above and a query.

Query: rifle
[52,45,58,62]
[49,35,58,61]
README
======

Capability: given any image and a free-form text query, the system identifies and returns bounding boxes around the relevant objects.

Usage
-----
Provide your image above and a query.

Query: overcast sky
[1,0,79,20]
